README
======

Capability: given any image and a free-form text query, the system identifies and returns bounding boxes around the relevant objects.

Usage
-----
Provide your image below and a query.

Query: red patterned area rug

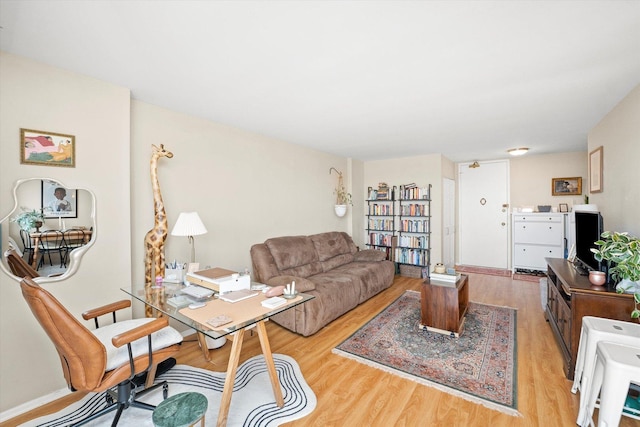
[333,290,519,416]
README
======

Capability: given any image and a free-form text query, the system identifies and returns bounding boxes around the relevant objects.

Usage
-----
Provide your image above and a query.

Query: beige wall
[510,151,588,211]
[588,84,640,236]
[129,101,354,317]
[0,52,132,411]
[1,51,638,417]
[0,53,354,415]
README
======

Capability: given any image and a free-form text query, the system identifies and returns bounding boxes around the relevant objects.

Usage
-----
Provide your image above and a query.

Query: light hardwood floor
[4,273,637,426]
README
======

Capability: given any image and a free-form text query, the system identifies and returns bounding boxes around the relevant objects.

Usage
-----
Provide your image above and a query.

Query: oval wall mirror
[0,177,97,283]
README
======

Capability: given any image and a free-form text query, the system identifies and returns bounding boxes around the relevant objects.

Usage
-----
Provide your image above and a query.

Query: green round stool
[152,392,208,427]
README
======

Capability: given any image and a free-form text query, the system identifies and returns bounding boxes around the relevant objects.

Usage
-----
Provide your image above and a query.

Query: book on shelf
[429,272,461,282]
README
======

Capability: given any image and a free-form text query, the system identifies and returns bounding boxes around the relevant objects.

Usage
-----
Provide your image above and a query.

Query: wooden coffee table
[419,274,469,337]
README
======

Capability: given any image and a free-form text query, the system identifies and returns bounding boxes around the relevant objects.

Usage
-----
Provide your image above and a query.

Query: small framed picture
[20,128,75,167]
[559,203,569,213]
[41,180,78,218]
[552,177,582,196]
[589,146,603,193]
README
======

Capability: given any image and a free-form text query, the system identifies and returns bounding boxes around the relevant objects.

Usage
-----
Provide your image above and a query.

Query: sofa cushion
[265,235,319,271]
[265,275,316,292]
[310,232,353,261]
[320,253,355,272]
[353,249,387,262]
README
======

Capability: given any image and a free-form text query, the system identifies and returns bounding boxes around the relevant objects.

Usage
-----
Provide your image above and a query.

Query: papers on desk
[186,268,250,293]
[180,285,214,299]
[218,289,259,303]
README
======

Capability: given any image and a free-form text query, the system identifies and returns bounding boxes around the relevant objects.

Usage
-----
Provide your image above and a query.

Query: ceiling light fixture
[507,147,529,156]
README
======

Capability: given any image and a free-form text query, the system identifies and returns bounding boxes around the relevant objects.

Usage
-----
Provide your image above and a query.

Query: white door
[458,160,510,269]
[442,178,456,268]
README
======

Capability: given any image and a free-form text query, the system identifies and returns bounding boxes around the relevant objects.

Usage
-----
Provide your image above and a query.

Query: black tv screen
[574,211,603,272]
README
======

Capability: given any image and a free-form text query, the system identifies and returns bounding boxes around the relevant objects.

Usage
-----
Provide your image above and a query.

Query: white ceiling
[1,1,639,162]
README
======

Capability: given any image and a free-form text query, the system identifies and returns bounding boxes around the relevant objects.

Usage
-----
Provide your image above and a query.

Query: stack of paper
[261,297,286,309]
[218,289,259,303]
[430,272,461,282]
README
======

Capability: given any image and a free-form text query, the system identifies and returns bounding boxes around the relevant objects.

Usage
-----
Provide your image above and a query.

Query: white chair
[572,316,640,425]
[583,341,640,427]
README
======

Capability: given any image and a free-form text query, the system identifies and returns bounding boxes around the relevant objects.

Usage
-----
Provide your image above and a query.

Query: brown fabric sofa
[250,231,395,336]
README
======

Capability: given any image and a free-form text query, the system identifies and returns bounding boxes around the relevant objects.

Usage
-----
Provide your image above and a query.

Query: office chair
[4,248,66,279]
[4,248,40,278]
[19,277,183,426]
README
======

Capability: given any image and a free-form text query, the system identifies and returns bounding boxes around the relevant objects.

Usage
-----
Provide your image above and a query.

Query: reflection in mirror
[0,178,96,283]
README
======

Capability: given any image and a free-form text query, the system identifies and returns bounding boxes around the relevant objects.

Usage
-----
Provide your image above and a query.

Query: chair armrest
[82,300,131,321]
[111,317,169,348]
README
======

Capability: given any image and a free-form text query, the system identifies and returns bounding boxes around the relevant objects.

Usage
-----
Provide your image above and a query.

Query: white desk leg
[217,328,245,427]
[256,321,284,407]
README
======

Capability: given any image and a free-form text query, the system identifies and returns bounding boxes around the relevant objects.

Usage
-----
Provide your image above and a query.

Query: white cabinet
[512,213,566,271]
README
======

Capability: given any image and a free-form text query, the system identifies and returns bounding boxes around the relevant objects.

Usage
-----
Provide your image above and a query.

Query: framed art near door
[589,146,603,193]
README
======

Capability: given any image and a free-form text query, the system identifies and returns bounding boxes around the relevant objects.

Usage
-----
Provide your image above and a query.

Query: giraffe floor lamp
[171,212,207,264]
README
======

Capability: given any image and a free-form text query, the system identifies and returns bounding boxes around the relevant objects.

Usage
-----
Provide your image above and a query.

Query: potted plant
[11,208,45,232]
[330,167,352,217]
[591,231,640,318]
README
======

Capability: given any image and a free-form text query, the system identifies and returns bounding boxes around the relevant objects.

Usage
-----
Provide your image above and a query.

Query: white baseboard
[0,387,71,423]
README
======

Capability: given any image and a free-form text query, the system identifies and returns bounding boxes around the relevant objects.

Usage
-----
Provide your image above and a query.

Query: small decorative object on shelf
[588,271,606,289]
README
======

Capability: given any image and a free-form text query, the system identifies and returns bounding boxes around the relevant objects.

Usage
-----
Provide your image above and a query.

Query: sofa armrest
[353,249,387,262]
[265,275,316,292]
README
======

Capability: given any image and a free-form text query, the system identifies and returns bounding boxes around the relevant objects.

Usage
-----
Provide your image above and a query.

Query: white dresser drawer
[513,221,564,245]
[513,244,564,270]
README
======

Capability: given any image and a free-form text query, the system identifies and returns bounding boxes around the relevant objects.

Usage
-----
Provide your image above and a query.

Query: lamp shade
[171,212,207,237]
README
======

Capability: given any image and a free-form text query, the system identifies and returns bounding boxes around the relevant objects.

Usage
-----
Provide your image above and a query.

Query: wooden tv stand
[545,258,635,379]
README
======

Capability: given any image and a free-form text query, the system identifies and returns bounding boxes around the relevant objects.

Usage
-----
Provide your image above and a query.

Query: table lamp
[170,212,207,263]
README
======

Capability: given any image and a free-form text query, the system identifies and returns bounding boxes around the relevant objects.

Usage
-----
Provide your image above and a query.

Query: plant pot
[334,204,347,217]
[588,271,606,287]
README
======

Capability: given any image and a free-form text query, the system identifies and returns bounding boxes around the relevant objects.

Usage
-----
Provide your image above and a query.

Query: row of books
[399,219,429,233]
[368,219,394,231]
[399,204,429,217]
[394,248,428,266]
[368,232,394,247]
[397,235,428,249]
[399,184,430,200]
[368,203,393,216]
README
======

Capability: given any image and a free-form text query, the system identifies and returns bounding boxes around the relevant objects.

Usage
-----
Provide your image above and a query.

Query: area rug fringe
[332,348,521,418]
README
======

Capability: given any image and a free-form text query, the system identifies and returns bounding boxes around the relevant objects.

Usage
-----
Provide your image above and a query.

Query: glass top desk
[122,284,314,427]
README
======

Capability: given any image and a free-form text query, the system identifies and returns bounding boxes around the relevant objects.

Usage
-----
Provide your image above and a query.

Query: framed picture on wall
[41,180,78,219]
[552,177,582,196]
[20,128,76,167]
[589,146,603,193]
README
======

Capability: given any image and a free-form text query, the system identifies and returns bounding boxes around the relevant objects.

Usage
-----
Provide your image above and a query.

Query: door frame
[457,159,511,271]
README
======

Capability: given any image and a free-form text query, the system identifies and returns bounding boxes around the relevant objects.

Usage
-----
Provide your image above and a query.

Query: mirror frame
[0,177,97,283]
